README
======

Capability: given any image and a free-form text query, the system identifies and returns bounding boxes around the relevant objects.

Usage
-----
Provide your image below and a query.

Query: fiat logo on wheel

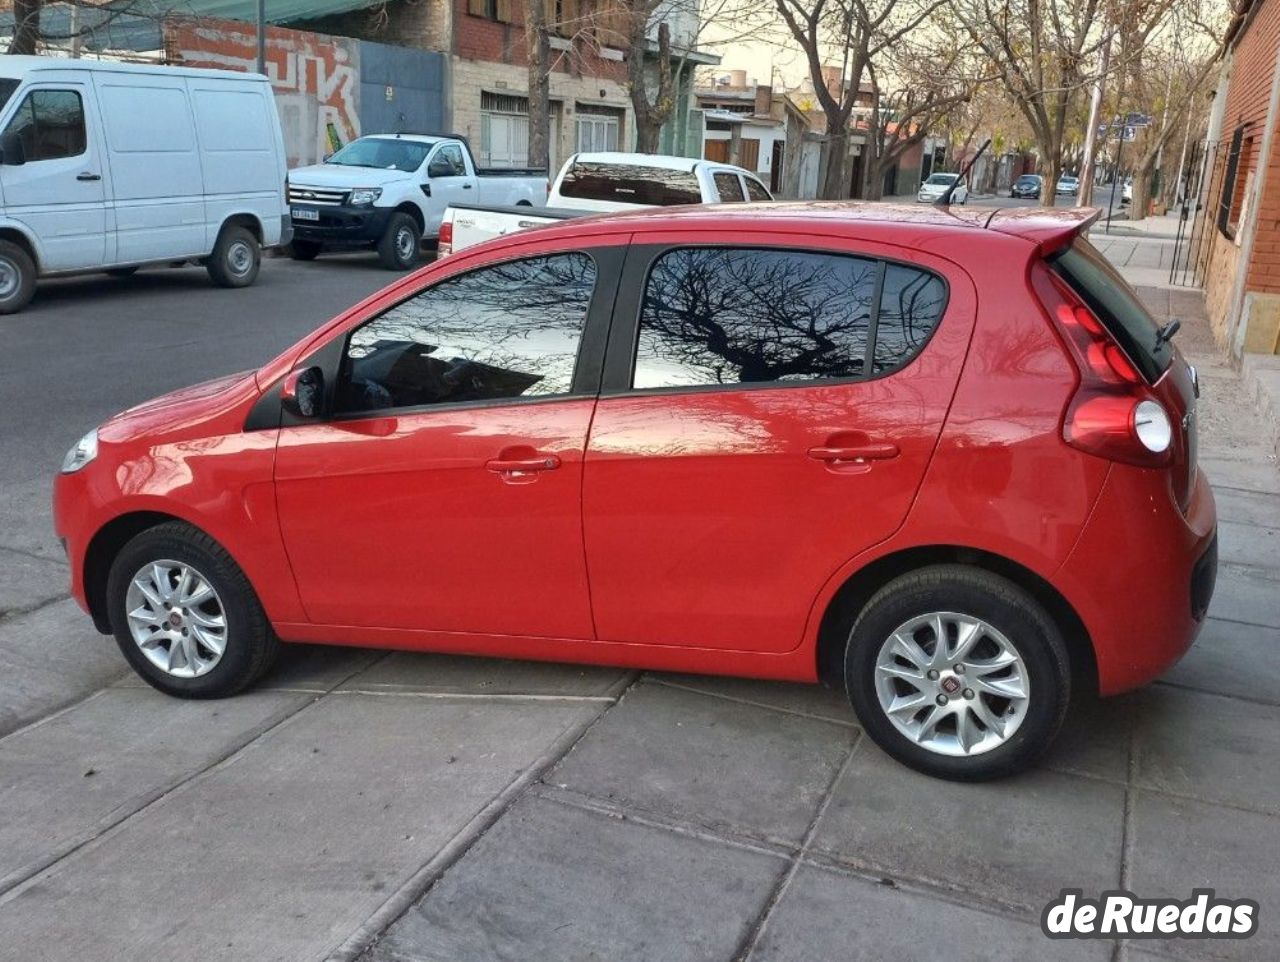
[941,676,961,694]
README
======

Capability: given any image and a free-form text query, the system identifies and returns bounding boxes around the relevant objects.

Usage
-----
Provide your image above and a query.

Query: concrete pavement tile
[339,649,627,696]
[1217,520,1280,571]
[1162,618,1280,704]
[810,749,1125,911]
[747,864,1109,961]
[1128,793,1280,961]
[1212,487,1280,528]
[1046,695,1136,783]
[648,673,857,725]
[548,680,854,845]
[0,694,602,962]
[0,546,67,618]
[0,599,125,738]
[1201,459,1280,496]
[0,687,310,889]
[112,641,385,691]
[1208,563,1280,629]
[369,793,784,962]
[1133,686,1280,815]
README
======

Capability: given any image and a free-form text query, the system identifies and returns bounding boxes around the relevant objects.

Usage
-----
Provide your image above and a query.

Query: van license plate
[292,207,320,222]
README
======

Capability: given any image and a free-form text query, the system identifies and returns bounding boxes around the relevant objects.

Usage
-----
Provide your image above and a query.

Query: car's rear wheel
[207,224,261,288]
[106,521,279,698]
[377,212,421,270]
[0,240,37,314]
[844,565,1070,781]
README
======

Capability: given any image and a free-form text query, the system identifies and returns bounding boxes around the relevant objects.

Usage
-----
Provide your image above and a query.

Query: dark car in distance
[1011,174,1043,198]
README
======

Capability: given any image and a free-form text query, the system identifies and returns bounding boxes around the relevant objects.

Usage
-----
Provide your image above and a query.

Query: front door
[274,246,612,639]
[0,84,108,270]
[583,238,976,653]
[422,142,471,235]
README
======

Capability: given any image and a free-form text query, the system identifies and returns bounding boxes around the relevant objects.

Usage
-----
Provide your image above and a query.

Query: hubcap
[396,227,416,260]
[228,240,254,275]
[124,560,227,678]
[0,256,19,298]
[874,612,1030,757]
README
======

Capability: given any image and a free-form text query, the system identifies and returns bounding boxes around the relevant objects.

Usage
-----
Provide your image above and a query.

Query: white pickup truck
[286,133,546,269]
[439,152,771,258]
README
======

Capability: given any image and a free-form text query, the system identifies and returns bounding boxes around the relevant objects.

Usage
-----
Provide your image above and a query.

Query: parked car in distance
[285,133,546,270]
[1056,174,1081,195]
[438,152,775,258]
[1010,174,1043,199]
[54,202,1216,782]
[0,56,289,314]
[917,172,968,204]
[1121,178,1133,205]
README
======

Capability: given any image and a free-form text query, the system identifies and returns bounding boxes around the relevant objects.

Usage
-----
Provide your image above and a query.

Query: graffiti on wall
[164,18,360,167]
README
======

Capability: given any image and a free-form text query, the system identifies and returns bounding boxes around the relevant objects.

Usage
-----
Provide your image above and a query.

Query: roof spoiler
[984,206,1101,255]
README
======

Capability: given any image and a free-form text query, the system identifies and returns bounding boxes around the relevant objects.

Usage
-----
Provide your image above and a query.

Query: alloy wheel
[124,559,228,678]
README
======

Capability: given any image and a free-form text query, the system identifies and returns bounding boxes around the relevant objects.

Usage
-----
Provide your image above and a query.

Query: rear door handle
[486,454,561,473]
[807,443,899,463]
[77,172,102,181]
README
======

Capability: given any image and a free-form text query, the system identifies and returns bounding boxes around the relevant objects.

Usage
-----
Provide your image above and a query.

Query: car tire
[207,224,261,288]
[105,266,140,278]
[377,212,421,271]
[843,565,1071,781]
[0,240,37,314]
[287,239,322,261]
[106,521,280,698]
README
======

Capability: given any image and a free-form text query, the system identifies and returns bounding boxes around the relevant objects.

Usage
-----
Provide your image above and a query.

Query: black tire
[207,223,261,288]
[0,240,37,314]
[287,239,322,261]
[843,565,1071,781]
[106,521,279,698]
[105,265,140,278]
[377,212,421,271]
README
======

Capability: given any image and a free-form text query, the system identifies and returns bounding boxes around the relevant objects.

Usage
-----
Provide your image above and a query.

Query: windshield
[0,79,18,113]
[326,138,433,171]
[924,173,957,185]
[1016,176,1039,184]
[1051,237,1172,382]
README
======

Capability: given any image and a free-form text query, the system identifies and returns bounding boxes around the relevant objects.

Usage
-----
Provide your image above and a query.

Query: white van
[0,56,290,314]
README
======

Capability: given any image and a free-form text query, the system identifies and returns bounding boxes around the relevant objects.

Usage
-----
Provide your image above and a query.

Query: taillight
[438,220,453,258]
[1042,273,1174,468]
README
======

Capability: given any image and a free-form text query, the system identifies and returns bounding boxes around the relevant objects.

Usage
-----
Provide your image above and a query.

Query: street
[1,215,1278,962]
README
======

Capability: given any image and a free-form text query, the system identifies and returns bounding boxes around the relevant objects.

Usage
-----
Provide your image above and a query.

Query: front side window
[433,143,466,175]
[340,252,597,413]
[713,171,745,202]
[745,177,771,201]
[4,89,86,162]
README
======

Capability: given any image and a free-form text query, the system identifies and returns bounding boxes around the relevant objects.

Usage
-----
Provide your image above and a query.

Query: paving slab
[1211,486,1279,528]
[0,599,125,738]
[648,672,856,726]
[1133,686,1280,816]
[0,693,603,962]
[809,747,1126,912]
[1128,793,1280,962]
[1201,458,1280,496]
[1046,694,1136,783]
[1217,519,1280,571]
[1208,562,1280,629]
[1162,618,1280,704]
[0,687,311,892]
[548,679,854,846]
[338,649,627,697]
[368,792,785,962]
[113,642,386,692]
[0,546,67,618]
[747,864,1110,961]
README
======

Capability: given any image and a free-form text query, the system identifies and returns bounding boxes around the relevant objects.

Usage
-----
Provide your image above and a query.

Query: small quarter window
[873,264,948,373]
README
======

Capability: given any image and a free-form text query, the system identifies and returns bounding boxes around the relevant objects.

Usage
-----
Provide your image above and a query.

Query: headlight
[61,428,98,474]
[349,188,382,206]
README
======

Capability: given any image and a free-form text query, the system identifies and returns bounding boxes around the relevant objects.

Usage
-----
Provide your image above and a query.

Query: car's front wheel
[844,565,1070,781]
[377,212,421,270]
[106,521,279,698]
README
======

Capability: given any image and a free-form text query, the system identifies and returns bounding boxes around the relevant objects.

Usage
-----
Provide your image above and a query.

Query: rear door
[582,234,976,653]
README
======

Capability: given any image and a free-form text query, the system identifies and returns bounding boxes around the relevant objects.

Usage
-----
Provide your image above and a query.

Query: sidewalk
[0,258,1275,962]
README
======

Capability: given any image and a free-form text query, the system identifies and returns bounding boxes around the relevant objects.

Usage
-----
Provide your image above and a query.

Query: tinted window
[873,264,948,372]
[340,253,596,413]
[745,177,771,201]
[713,172,745,202]
[633,248,879,388]
[4,90,86,162]
[1051,238,1170,381]
[559,161,702,205]
[435,143,466,175]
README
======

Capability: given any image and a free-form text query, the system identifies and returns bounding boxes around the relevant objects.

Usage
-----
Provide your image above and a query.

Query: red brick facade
[454,0,626,85]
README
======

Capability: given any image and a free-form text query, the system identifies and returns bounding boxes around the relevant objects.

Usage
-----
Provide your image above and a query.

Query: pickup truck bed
[440,203,587,257]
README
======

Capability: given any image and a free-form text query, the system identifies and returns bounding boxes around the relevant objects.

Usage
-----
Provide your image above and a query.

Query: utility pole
[256,0,267,76]
[1079,33,1112,207]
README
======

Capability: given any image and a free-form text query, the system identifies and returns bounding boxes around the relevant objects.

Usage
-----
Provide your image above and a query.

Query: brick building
[1196,0,1280,356]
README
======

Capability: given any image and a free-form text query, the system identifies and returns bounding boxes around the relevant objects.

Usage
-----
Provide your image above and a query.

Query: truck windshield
[0,79,18,112]
[327,138,433,171]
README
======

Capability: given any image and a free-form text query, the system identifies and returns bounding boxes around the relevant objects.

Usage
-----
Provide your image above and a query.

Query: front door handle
[77,172,102,181]
[461,183,473,189]
[808,442,900,463]
[486,454,561,473]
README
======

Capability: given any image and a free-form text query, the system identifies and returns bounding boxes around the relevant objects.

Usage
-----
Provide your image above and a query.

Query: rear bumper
[290,205,392,246]
[1058,464,1217,695]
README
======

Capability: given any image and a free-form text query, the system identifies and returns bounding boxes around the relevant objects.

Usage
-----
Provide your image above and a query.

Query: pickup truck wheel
[0,241,36,314]
[287,239,321,261]
[207,224,261,288]
[377,212,421,271]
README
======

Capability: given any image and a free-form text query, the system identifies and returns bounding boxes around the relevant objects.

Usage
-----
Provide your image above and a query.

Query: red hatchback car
[54,203,1216,780]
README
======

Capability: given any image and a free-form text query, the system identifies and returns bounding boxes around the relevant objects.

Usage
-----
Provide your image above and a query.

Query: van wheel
[207,224,261,288]
[106,521,279,698]
[377,212,421,271]
[0,240,36,314]
[843,565,1070,781]
[288,239,321,261]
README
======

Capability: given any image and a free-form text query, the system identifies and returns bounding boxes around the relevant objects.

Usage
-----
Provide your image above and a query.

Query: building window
[467,0,514,23]
[480,91,530,168]
[575,107,619,153]
[1217,124,1248,240]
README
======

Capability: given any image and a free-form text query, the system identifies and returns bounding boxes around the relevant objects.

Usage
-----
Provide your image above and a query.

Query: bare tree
[526,0,552,169]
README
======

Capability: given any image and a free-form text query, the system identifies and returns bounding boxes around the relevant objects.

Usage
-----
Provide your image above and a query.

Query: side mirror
[427,158,453,178]
[322,152,334,163]
[281,366,324,419]
[0,131,26,166]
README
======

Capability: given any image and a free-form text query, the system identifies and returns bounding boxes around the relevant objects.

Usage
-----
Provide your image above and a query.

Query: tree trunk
[1129,164,1153,222]
[819,128,850,199]
[9,0,41,55]
[526,0,551,170]
[1040,148,1061,206]
[627,18,672,155]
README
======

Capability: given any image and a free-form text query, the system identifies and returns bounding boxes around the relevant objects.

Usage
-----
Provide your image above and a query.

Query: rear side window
[713,171,745,202]
[1050,238,1171,382]
[745,177,771,201]
[632,247,946,389]
[559,161,702,205]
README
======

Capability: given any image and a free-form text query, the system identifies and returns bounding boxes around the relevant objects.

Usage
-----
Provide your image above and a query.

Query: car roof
[0,54,269,83]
